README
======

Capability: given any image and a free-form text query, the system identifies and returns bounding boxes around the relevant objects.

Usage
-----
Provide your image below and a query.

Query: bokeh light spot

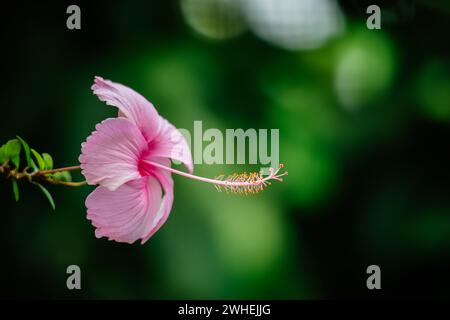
[181,0,246,40]
[334,31,396,111]
[242,0,345,50]
[415,59,450,122]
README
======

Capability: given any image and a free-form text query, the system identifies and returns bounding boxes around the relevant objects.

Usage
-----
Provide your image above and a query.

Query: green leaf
[11,155,20,168]
[61,171,72,182]
[31,158,38,170]
[31,149,45,170]
[52,171,72,182]
[17,136,32,168]
[42,153,53,170]
[34,182,55,210]
[5,139,21,156]
[52,172,61,180]
[0,145,7,164]
[3,139,21,167]
[12,180,19,202]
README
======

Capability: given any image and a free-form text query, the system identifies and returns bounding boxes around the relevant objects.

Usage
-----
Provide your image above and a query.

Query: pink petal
[140,158,175,243]
[92,76,161,142]
[79,117,147,191]
[146,118,193,173]
[86,176,163,244]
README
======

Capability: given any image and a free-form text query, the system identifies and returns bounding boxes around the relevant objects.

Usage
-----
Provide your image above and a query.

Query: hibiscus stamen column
[142,160,288,195]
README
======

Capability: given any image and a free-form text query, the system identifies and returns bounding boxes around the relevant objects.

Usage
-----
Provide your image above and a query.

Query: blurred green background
[1,0,450,298]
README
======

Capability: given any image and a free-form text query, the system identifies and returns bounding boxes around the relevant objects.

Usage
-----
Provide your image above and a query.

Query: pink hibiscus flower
[80,76,287,244]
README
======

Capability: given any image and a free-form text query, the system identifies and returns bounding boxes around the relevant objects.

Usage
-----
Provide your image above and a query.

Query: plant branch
[1,164,85,187]
[45,179,88,187]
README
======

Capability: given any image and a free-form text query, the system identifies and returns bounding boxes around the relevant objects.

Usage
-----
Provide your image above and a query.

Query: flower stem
[37,165,81,175]
[46,179,87,187]
[35,165,85,186]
